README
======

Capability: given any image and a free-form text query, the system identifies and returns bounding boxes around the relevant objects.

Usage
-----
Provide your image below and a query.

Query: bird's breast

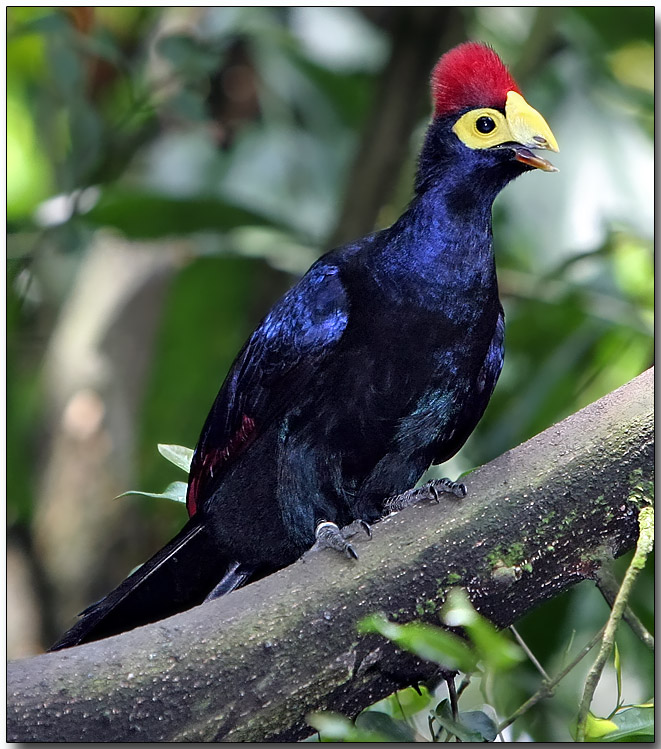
[307,287,497,445]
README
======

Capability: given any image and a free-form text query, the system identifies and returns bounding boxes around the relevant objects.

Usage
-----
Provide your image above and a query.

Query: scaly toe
[314,521,360,559]
[385,477,467,514]
[429,478,467,498]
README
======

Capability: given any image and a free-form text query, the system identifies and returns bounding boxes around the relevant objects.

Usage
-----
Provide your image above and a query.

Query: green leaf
[580,711,620,741]
[308,709,418,743]
[354,711,416,742]
[460,710,499,742]
[49,31,84,98]
[307,711,401,742]
[158,443,194,474]
[434,700,488,742]
[9,11,70,38]
[69,97,103,177]
[116,481,188,504]
[441,588,523,671]
[75,28,124,67]
[358,614,477,672]
[307,713,355,742]
[594,706,654,742]
[83,188,283,239]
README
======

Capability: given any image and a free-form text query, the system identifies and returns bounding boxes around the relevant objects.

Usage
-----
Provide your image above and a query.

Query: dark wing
[187,262,349,516]
[477,306,505,402]
[430,306,505,465]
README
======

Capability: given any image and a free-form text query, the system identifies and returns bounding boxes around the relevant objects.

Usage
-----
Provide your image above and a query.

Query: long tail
[49,519,253,650]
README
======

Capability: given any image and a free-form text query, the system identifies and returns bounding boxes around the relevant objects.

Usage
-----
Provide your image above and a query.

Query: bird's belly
[205,307,498,560]
[302,319,491,470]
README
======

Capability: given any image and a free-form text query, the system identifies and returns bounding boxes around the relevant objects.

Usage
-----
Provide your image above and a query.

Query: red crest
[432,42,521,117]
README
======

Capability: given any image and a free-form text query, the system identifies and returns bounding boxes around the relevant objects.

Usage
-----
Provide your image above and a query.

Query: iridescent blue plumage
[51,42,556,650]
[185,113,516,572]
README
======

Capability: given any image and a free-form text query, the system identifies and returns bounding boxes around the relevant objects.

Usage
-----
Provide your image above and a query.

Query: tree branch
[595,563,654,650]
[7,368,653,742]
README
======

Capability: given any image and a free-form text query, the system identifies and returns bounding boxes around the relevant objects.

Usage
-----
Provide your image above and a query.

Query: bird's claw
[385,477,467,513]
[356,519,373,539]
[314,521,358,559]
[313,519,372,559]
[430,477,467,499]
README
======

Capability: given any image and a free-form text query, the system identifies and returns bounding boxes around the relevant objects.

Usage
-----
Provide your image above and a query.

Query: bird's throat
[376,184,498,297]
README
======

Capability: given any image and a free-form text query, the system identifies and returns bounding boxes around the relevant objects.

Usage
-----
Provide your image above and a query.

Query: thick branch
[7,369,653,742]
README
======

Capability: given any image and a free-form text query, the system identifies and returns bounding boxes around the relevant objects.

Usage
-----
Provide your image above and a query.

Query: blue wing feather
[187,262,349,514]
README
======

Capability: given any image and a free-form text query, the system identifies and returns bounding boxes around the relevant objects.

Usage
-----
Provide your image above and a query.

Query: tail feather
[49,519,245,650]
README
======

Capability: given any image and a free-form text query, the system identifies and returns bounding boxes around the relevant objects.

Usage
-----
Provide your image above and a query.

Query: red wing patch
[186,415,257,517]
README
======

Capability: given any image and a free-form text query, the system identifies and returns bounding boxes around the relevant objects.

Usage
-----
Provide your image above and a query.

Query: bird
[50,42,558,650]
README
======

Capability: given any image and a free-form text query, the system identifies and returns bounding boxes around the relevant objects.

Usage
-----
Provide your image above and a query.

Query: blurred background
[7,7,653,740]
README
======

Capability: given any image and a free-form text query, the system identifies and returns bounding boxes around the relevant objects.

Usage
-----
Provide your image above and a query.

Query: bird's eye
[475,116,496,134]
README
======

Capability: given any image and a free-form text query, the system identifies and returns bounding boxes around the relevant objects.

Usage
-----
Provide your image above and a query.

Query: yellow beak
[505,91,559,172]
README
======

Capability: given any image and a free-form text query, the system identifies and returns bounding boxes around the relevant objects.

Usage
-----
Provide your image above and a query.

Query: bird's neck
[376,179,498,292]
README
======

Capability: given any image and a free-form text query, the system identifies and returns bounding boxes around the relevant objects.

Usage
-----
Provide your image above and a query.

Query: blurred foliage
[310,592,518,742]
[309,591,653,742]
[7,7,653,740]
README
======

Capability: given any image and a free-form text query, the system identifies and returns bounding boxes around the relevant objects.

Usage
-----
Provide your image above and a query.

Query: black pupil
[476,116,496,134]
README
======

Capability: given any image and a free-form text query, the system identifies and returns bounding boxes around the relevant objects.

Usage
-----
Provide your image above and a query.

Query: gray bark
[7,368,653,742]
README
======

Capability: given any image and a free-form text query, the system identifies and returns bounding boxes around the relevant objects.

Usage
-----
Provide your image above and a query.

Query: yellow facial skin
[452,90,559,171]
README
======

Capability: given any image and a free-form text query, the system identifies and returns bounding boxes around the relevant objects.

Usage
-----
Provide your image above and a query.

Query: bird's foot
[313,519,372,560]
[385,477,467,514]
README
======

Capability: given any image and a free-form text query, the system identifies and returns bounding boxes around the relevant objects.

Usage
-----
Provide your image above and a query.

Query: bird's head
[417,42,558,198]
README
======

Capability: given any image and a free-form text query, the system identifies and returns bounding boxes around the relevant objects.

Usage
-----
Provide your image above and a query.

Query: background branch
[7,368,653,742]
[595,564,654,651]
[327,7,465,248]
